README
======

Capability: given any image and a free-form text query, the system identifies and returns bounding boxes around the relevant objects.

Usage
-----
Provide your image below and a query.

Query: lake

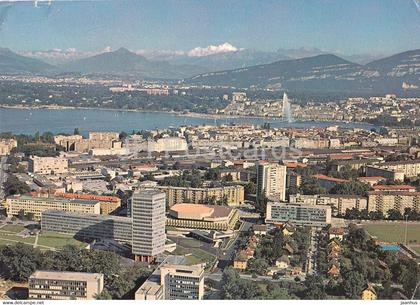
[0,107,376,136]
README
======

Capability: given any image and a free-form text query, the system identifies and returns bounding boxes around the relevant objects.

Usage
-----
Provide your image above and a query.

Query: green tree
[304,275,326,299]
[387,209,403,220]
[0,243,42,281]
[342,271,365,299]
[96,289,113,300]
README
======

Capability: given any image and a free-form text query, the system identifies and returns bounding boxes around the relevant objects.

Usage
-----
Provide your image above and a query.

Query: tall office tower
[131,189,166,263]
[256,161,287,202]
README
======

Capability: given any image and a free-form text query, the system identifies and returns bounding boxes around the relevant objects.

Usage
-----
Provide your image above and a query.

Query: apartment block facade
[157,185,244,207]
[28,156,69,174]
[6,195,100,220]
[41,210,132,243]
[368,191,420,214]
[135,258,204,300]
[256,161,287,202]
[266,202,332,227]
[28,271,104,300]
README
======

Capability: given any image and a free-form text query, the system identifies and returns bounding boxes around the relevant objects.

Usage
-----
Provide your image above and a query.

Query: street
[216,219,253,270]
[0,156,8,200]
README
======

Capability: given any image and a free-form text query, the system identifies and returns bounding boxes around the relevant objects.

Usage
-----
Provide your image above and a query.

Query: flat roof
[313,174,350,183]
[30,270,103,282]
[9,195,99,205]
[170,203,232,219]
[42,210,132,223]
[372,185,416,191]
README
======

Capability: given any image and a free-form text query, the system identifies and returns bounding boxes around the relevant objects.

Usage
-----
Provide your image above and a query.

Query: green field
[0,226,86,250]
[37,231,86,248]
[171,245,216,267]
[410,245,420,255]
[0,224,26,233]
[0,231,35,246]
[361,222,420,244]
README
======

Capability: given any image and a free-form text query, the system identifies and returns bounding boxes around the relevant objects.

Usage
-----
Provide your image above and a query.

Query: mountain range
[188,50,420,94]
[0,46,419,95]
[0,47,56,74]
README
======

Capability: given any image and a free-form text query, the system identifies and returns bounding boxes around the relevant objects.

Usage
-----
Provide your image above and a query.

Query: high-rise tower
[131,189,166,263]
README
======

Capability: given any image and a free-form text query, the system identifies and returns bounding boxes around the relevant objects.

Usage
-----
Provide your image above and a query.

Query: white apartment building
[256,161,287,202]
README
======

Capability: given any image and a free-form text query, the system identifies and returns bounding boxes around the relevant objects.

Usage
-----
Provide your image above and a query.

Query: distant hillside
[62,47,207,79]
[0,48,56,74]
[170,49,290,72]
[186,49,420,94]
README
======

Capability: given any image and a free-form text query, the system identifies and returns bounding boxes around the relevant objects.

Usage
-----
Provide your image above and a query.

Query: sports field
[361,222,420,244]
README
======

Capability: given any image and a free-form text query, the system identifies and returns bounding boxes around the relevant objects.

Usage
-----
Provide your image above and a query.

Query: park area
[0,224,87,250]
[361,222,420,252]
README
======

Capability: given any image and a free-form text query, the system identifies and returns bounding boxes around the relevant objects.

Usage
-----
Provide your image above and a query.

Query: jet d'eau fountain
[282,92,293,123]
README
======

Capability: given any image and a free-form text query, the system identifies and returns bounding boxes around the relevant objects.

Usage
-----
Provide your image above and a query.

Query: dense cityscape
[0,0,420,303]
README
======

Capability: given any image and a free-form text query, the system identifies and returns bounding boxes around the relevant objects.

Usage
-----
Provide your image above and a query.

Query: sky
[0,0,419,57]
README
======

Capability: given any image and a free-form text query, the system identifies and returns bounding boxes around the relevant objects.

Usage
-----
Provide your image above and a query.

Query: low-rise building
[266,202,331,227]
[368,191,420,214]
[6,194,100,220]
[54,192,121,214]
[157,185,244,207]
[312,174,350,191]
[361,283,377,300]
[233,251,249,270]
[28,271,104,300]
[28,156,68,174]
[135,256,204,300]
[41,210,132,243]
[317,194,368,216]
[365,165,405,182]
[290,193,368,216]
[167,203,238,231]
[0,138,17,155]
[374,160,420,178]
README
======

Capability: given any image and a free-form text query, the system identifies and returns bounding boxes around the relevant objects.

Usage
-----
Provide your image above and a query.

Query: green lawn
[37,231,87,249]
[0,231,35,246]
[410,245,420,255]
[178,238,204,248]
[361,223,420,244]
[171,245,216,267]
[0,224,26,233]
[0,229,86,250]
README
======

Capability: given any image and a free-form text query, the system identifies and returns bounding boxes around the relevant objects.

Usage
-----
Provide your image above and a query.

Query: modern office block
[135,256,204,300]
[41,210,132,243]
[28,271,103,300]
[266,202,331,227]
[131,189,166,262]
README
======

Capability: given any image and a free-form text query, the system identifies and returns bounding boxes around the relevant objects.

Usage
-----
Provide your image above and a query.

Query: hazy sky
[0,0,419,55]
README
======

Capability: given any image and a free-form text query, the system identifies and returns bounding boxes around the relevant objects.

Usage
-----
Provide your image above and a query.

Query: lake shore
[0,103,352,123]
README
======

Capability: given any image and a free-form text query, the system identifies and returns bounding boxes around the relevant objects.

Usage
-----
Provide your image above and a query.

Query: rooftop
[55,192,120,202]
[313,174,350,183]
[30,270,103,282]
[372,185,416,191]
[42,210,132,223]
[169,203,233,220]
